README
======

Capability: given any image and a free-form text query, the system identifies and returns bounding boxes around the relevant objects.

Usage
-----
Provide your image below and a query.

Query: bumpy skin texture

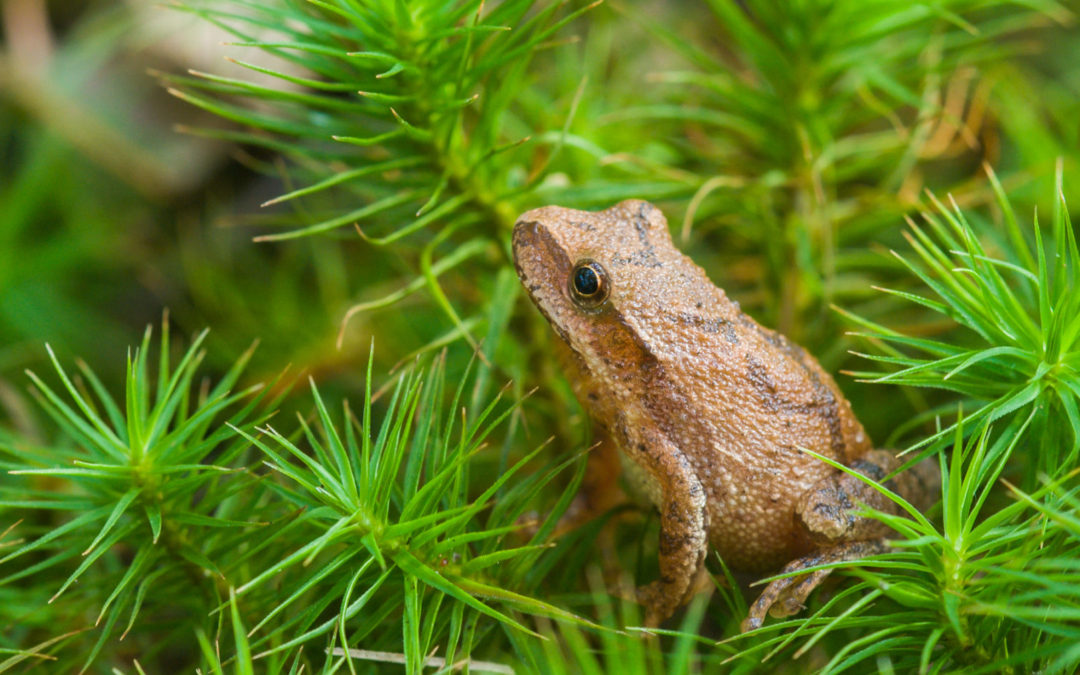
[511,200,938,627]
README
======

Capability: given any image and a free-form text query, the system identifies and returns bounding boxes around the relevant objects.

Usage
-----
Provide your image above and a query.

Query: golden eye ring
[569,259,609,309]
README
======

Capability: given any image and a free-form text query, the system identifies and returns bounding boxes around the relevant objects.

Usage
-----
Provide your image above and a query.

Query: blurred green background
[0,0,357,394]
[3,0,1080,672]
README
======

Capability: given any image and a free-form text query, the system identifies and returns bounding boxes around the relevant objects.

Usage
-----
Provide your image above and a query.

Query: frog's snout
[511,216,539,245]
[511,214,555,292]
[512,207,557,246]
[510,217,539,270]
[510,210,577,298]
[511,207,563,266]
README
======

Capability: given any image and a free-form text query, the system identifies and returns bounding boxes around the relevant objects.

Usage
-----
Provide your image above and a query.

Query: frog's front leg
[742,450,939,632]
[615,416,709,625]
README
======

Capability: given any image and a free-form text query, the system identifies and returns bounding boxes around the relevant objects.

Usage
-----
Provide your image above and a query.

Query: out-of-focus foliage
[1,326,277,672]
[606,1,1071,324]
[2,0,1080,672]
[845,165,1080,482]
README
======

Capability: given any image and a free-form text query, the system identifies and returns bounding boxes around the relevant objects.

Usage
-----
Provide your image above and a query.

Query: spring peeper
[512,200,938,630]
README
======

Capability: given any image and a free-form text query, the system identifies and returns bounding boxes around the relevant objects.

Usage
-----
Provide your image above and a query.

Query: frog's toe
[742,568,826,631]
[742,575,795,632]
[742,539,890,630]
[636,579,680,626]
[775,591,808,617]
[770,567,832,618]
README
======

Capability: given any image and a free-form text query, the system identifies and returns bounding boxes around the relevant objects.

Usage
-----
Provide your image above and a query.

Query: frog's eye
[569,259,609,309]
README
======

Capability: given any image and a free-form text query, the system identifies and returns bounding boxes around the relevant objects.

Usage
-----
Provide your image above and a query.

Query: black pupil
[574,265,599,296]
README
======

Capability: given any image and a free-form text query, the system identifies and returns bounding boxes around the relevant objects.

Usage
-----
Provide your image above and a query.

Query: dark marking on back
[745,354,778,407]
[850,459,885,482]
[668,312,739,344]
[805,368,846,463]
[740,315,847,462]
[612,250,664,268]
[610,202,662,268]
[851,459,897,492]
[633,204,652,246]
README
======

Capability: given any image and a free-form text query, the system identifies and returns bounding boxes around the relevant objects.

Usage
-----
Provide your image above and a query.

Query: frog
[511,199,939,630]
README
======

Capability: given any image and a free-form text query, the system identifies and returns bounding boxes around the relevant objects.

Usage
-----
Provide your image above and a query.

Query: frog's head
[512,199,702,359]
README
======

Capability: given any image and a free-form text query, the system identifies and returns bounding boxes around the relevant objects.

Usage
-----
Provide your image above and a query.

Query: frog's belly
[620,444,822,572]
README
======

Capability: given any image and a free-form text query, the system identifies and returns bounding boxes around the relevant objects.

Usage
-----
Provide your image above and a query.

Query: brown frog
[511,200,938,630]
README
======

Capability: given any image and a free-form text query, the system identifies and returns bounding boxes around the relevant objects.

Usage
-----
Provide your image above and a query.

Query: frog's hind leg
[740,539,886,632]
[741,449,940,631]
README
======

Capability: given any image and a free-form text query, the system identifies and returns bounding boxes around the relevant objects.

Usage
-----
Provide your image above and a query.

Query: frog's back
[623,246,873,570]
